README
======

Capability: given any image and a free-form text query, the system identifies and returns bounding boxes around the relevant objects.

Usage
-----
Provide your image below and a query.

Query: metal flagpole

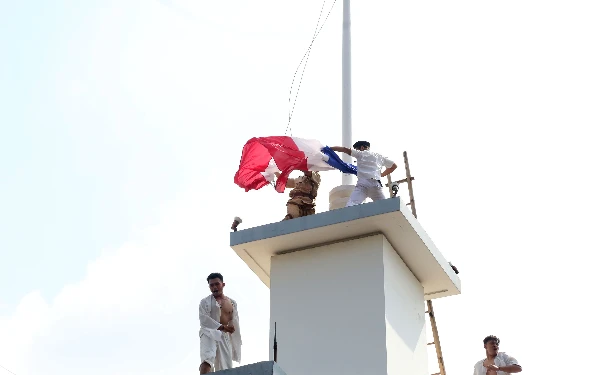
[341,0,354,186]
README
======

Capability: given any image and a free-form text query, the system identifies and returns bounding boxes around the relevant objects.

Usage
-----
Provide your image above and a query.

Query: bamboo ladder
[385,151,447,375]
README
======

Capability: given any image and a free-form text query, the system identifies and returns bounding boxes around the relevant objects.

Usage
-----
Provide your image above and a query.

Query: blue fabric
[321,146,357,175]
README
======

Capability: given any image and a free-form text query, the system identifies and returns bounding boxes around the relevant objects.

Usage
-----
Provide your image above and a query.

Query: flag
[234,136,356,193]
[321,146,357,175]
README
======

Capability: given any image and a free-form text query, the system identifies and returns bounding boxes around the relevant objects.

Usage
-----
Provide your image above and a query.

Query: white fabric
[260,159,280,183]
[291,137,336,171]
[200,329,232,371]
[199,295,242,371]
[350,149,394,180]
[473,352,519,375]
[346,178,386,207]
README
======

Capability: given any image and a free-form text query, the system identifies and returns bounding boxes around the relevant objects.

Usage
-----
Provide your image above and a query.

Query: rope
[0,364,17,375]
[285,0,338,136]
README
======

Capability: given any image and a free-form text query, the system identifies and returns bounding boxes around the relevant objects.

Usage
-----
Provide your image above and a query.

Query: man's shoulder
[474,358,484,366]
[372,151,391,159]
[498,352,517,361]
[200,295,213,304]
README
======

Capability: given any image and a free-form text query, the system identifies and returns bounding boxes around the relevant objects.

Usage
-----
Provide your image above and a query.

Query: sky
[1,0,599,374]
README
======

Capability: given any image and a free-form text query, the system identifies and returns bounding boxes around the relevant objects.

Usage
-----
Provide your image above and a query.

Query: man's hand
[224,324,236,333]
[485,364,499,374]
[219,323,235,333]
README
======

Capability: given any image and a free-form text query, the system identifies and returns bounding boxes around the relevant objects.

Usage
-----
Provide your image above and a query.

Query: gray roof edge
[230,197,402,247]
[213,361,287,375]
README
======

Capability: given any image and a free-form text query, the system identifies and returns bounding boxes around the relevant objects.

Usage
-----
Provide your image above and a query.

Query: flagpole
[328,0,355,209]
[341,0,353,186]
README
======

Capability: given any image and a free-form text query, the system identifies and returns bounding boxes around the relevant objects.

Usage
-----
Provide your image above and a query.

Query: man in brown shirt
[277,171,321,220]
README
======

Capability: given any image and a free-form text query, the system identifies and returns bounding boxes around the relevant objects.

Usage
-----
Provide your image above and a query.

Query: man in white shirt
[473,335,522,375]
[331,141,397,207]
[199,273,242,374]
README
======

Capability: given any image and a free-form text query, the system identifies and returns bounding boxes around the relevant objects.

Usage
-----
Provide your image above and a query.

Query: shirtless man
[199,273,242,374]
[473,335,522,375]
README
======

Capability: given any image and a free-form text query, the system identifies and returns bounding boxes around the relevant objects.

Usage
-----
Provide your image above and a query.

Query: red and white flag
[234,136,335,193]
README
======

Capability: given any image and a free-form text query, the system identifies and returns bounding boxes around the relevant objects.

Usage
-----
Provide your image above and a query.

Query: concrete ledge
[230,197,461,300]
[215,361,287,375]
[231,197,399,246]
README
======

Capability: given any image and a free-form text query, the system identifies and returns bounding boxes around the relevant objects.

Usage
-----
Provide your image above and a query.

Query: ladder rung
[431,373,441,375]
[427,342,435,345]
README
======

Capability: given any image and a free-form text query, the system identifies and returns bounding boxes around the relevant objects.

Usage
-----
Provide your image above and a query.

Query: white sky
[1,0,600,374]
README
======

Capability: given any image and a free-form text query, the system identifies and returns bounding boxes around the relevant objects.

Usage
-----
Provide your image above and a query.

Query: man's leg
[199,334,216,374]
[366,180,386,202]
[302,204,316,216]
[214,333,233,371]
[345,181,368,207]
[199,362,212,374]
[283,202,300,220]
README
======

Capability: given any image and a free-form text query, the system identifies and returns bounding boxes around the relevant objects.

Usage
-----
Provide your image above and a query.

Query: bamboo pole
[403,152,446,375]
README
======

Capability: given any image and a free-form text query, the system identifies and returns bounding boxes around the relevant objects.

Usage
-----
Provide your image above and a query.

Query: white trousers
[346,178,386,207]
[200,331,232,372]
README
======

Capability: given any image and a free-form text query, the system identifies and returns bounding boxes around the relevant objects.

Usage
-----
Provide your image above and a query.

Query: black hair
[353,141,370,149]
[483,335,500,345]
[206,273,224,283]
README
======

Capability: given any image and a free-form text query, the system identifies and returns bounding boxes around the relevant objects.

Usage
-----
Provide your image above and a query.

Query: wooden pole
[386,174,394,197]
[403,152,446,375]
[427,300,447,375]
[403,151,417,218]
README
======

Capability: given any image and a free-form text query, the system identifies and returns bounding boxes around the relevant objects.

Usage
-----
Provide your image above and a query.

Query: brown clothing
[283,172,320,221]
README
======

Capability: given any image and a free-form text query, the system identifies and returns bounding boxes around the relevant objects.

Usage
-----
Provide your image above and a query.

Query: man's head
[353,141,370,151]
[207,273,225,297]
[483,335,500,356]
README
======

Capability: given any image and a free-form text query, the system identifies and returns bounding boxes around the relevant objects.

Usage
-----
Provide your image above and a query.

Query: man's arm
[499,365,522,373]
[274,172,296,189]
[380,163,397,178]
[496,353,522,373]
[330,146,352,155]
[380,155,397,178]
[199,299,225,331]
[484,364,522,373]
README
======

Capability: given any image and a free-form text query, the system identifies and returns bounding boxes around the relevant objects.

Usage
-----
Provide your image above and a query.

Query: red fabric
[234,136,309,193]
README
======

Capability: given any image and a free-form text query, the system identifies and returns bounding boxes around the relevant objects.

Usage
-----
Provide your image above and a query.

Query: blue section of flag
[321,146,357,175]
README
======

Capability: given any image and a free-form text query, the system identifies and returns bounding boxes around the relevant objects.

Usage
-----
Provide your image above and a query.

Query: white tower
[228,3,461,375]
[230,198,461,375]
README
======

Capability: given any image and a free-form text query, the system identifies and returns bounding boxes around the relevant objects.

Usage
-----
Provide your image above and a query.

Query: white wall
[383,237,428,375]
[269,235,388,375]
[269,234,428,375]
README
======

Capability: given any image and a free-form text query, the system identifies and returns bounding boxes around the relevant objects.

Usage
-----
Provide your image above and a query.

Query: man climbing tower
[276,171,321,220]
[331,141,397,207]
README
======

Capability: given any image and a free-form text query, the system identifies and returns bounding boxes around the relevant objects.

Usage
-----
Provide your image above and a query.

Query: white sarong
[199,295,242,372]
[346,178,386,207]
[200,328,232,371]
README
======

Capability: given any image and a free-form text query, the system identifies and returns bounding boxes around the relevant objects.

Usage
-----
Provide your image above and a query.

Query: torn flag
[234,136,356,193]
